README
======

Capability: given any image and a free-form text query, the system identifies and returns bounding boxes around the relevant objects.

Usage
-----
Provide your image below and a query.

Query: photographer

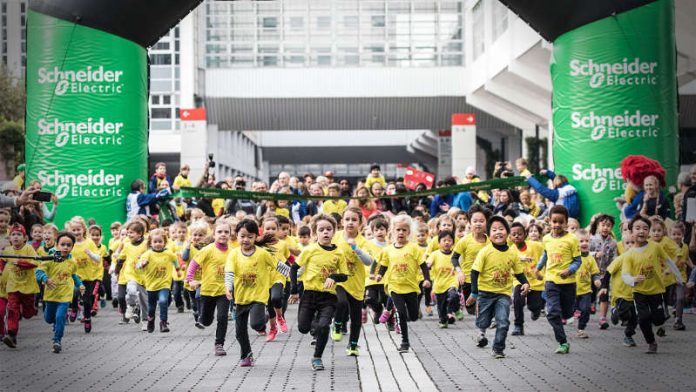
[0,185,39,209]
[224,177,257,215]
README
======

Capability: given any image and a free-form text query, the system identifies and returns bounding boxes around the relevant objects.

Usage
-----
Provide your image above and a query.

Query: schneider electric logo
[37,169,124,199]
[37,66,124,96]
[570,110,659,141]
[569,58,658,88]
[38,118,125,147]
[572,164,625,193]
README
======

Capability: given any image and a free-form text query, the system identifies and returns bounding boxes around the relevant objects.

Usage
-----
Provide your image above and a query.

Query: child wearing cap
[1,224,39,348]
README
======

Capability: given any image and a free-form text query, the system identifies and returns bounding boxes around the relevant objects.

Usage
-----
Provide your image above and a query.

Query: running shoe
[240,355,254,367]
[555,343,570,354]
[331,323,343,342]
[623,336,636,347]
[277,314,289,333]
[215,344,227,356]
[311,358,325,370]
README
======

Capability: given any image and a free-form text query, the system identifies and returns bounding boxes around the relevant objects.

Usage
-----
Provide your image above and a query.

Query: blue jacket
[453,192,473,213]
[526,170,580,219]
[430,193,456,217]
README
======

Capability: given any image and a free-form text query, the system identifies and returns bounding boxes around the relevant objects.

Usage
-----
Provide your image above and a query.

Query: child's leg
[158,289,170,322]
[282,283,291,315]
[312,293,336,358]
[199,296,216,327]
[235,303,252,358]
[183,287,192,309]
[674,284,685,324]
[6,292,22,337]
[435,292,448,323]
[111,274,119,303]
[634,293,656,344]
[0,297,7,335]
[578,294,592,330]
[296,291,317,335]
[53,302,69,343]
[172,281,184,310]
[620,300,638,338]
[19,293,36,320]
[544,282,568,344]
[347,292,363,345]
[125,281,139,307]
[147,291,158,320]
[269,283,284,320]
[391,293,417,345]
[117,284,127,314]
[527,290,543,318]
[334,286,350,331]
[364,285,383,316]
[512,284,525,327]
[187,290,198,319]
[80,280,95,320]
[492,295,511,352]
[475,293,495,332]
[423,284,433,309]
[462,283,475,314]
[447,287,461,314]
[137,284,148,319]
[44,301,57,325]
[214,296,231,345]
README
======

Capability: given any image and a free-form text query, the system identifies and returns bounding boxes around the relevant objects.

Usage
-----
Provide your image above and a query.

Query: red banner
[403,167,435,190]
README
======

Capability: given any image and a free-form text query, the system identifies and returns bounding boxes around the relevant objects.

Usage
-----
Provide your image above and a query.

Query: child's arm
[85,249,101,263]
[419,262,431,288]
[351,244,373,266]
[664,257,684,285]
[186,259,200,286]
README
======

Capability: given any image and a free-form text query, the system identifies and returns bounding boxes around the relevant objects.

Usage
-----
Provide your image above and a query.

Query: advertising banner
[551,0,677,224]
[25,11,148,228]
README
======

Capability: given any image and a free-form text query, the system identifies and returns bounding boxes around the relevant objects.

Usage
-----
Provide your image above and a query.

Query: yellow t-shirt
[269,239,291,286]
[542,233,581,285]
[37,245,54,258]
[378,242,424,295]
[167,240,185,282]
[453,234,490,280]
[621,241,669,295]
[323,199,347,216]
[194,243,230,297]
[606,254,632,305]
[212,199,225,216]
[225,246,277,305]
[616,241,625,256]
[657,236,679,286]
[0,267,7,299]
[73,240,100,281]
[108,238,121,253]
[425,237,440,257]
[3,244,39,294]
[183,245,203,291]
[514,241,545,291]
[93,243,108,281]
[40,258,78,303]
[365,175,386,190]
[118,239,148,285]
[472,244,524,295]
[676,243,690,282]
[140,249,178,291]
[575,254,600,296]
[173,175,192,190]
[296,243,348,295]
[427,250,458,294]
[363,240,386,287]
[333,231,368,301]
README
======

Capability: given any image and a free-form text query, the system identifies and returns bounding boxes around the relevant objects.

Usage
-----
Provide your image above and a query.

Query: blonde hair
[69,216,88,233]
[189,221,208,235]
[391,214,413,233]
[310,213,337,234]
[147,228,168,248]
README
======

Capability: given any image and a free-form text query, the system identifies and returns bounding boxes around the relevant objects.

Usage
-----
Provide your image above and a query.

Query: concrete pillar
[451,113,477,180]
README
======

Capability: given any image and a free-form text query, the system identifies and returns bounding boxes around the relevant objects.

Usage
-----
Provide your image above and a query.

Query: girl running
[427,230,461,328]
[181,221,209,328]
[67,217,101,333]
[137,228,179,333]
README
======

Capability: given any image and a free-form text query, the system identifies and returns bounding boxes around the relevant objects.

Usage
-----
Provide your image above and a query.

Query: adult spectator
[0,185,38,209]
[303,173,315,188]
[430,177,458,217]
[674,171,692,220]
[149,162,173,193]
[26,179,59,222]
[463,166,489,204]
[525,169,580,219]
[225,177,257,216]
[338,179,352,198]
[304,182,325,217]
[126,179,170,222]
[492,189,519,216]
[680,165,696,234]
[408,183,432,213]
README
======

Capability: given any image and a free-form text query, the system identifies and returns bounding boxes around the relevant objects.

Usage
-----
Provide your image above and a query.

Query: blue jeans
[147,289,170,322]
[476,292,511,352]
[574,293,592,330]
[545,282,576,344]
[44,301,69,343]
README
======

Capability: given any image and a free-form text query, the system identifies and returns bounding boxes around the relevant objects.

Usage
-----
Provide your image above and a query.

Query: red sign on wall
[179,108,206,121]
[403,167,435,190]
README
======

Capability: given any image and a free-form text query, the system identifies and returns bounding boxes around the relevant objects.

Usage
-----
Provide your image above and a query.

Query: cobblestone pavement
[0,302,693,391]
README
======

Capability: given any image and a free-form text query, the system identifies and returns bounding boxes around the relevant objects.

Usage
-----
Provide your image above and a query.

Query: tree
[0,65,25,177]
[0,120,24,175]
[0,65,25,122]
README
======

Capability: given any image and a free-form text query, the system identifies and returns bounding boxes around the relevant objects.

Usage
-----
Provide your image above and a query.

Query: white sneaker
[125,305,134,320]
[141,322,148,331]
[566,317,574,325]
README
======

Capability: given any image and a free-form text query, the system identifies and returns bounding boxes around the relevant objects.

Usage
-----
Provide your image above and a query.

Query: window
[492,1,509,41]
[316,16,331,30]
[262,17,278,29]
[371,15,385,27]
[150,54,171,65]
[151,108,171,119]
[289,16,304,31]
[472,1,485,60]
[152,95,160,105]
[163,95,171,105]
[153,41,170,50]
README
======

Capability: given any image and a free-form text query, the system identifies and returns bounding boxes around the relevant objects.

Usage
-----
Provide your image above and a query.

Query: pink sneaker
[240,355,254,367]
[395,322,401,334]
[379,310,391,324]
[361,309,368,324]
[573,310,581,319]
[277,314,288,333]
[266,323,277,342]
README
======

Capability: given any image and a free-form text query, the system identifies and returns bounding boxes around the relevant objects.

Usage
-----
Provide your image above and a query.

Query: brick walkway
[0,302,693,391]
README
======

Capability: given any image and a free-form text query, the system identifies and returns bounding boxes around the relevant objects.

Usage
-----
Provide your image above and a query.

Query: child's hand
[598,288,608,297]
[422,280,431,289]
[45,279,56,290]
[519,283,530,296]
[369,274,376,281]
[108,265,116,275]
[374,275,383,283]
[594,279,602,288]
[323,278,336,289]
[596,251,604,259]
[559,269,571,279]
[225,289,233,301]
[465,295,477,307]
[634,275,645,283]
[189,280,201,289]
[687,282,695,289]
[288,294,300,304]
[79,285,86,295]
[457,271,466,285]
[535,271,544,281]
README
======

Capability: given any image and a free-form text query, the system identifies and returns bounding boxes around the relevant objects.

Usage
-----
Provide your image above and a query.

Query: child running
[589,214,617,329]
[451,205,491,315]
[426,230,462,328]
[535,205,582,354]
[573,229,601,338]
[112,220,149,328]
[181,222,209,328]
[375,215,431,353]
[510,222,545,336]
[670,222,693,330]
[600,234,638,347]
[467,216,529,358]
[187,222,233,356]
[35,231,84,353]
[289,214,349,370]
[621,216,683,353]
[68,217,101,332]
[137,228,179,333]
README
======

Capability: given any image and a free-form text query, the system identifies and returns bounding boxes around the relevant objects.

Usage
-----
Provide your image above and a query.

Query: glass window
[472,1,485,60]
[371,15,385,28]
[150,120,172,131]
[492,1,509,41]
[152,95,160,105]
[316,16,331,30]
[153,41,170,50]
[151,108,171,119]
[288,16,304,31]
[150,54,171,65]
[163,95,171,105]
[262,17,278,29]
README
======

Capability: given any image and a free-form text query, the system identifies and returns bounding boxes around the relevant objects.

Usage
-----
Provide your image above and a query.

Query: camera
[33,191,53,202]
[208,153,216,169]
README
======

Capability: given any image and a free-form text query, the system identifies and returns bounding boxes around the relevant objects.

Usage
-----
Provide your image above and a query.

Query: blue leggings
[44,301,69,343]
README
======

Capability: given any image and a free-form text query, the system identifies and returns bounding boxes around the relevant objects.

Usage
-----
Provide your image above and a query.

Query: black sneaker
[310,337,317,346]
[160,321,170,333]
[3,335,16,348]
[398,343,410,353]
[492,350,505,359]
[177,306,184,314]
[84,319,92,334]
[112,299,119,309]
[673,321,685,331]
[195,322,205,330]
[656,327,666,337]
[52,342,62,353]
[132,307,141,324]
[511,325,524,336]
[531,311,540,321]
[147,317,155,333]
[477,333,488,348]
[610,307,619,325]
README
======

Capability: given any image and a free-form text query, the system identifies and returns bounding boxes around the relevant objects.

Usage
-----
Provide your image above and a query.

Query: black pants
[615,298,637,337]
[435,288,460,323]
[513,287,543,326]
[335,286,363,345]
[72,280,96,320]
[172,281,184,309]
[235,302,266,359]
[634,293,667,344]
[183,288,192,309]
[103,269,112,300]
[364,285,386,315]
[545,282,576,344]
[200,295,231,345]
[418,281,433,307]
[186,289,199,319]
[267,283,284,319]
[391,292,419,344]
[297,290,336,358]
[117,284,127,314]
